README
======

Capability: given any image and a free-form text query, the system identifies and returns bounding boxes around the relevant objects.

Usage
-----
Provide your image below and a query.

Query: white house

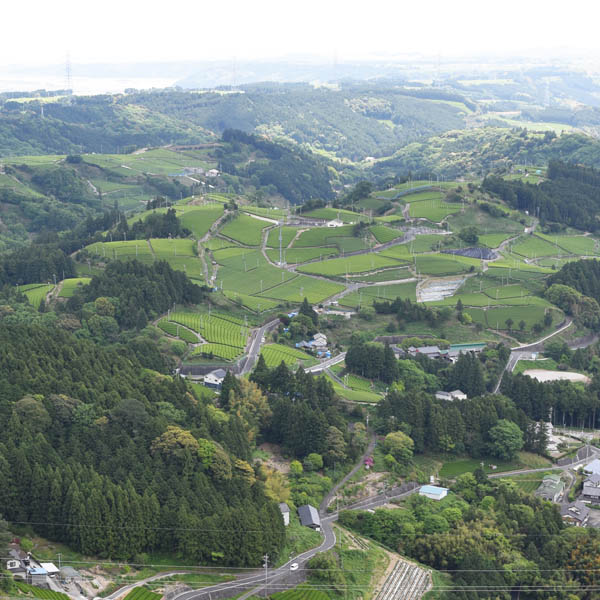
[204,369,227,389]
[279,502,290,526]
[419,485,449,501]
[206,168,220,178]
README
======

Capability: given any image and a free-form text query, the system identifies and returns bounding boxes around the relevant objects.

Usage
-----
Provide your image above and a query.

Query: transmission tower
[279,221,283,266]
[65,51,73,98]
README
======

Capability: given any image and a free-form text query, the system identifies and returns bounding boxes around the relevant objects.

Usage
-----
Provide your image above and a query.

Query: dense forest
[0,322,285,565]
[340,474,598,599]
[483,161,600,231]
[218,129,335,203]
[65,260,208,331]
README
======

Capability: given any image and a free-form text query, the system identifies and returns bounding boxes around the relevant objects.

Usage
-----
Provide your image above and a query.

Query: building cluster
[6,546,81,588]
[296,333,331,358]
[393,343,486,364]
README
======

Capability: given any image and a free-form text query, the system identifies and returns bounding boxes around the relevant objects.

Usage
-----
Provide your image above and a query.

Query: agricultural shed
[298,504,321,530]
[39,562,59,576]
[419,485,448,501]
[27,567,47,585]
[60,566,80,582]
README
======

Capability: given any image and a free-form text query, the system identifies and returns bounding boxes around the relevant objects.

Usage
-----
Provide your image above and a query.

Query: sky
[4,0,600,68]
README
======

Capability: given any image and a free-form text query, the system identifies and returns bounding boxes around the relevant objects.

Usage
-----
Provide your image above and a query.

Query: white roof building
[419,485,448,501]
[327,219,344,228]
[204,369,227,389]
[40,563,59,575]
[584,459,600,476]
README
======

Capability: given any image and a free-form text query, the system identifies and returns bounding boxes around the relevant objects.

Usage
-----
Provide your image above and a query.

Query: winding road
[167,434,420,600]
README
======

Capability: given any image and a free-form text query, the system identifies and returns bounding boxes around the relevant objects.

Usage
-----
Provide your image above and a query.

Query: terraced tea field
[167,312,248,349]
[179,205,224,238]
[260,343,316,368]
[259,276,344,304]
[23,284,54,307]
[220,213,270,246]
[297,253,405,277]
[58,277,91,298]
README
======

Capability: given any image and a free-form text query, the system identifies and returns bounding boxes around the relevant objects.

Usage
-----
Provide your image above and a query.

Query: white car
[290,563,299,571]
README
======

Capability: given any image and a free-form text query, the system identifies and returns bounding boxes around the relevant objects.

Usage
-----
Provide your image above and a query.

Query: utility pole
[263,554,269,596]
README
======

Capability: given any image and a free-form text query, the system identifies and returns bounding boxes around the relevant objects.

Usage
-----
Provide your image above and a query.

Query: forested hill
[218,129,334,203]
[0,322,285,564]
[0,98,212,156]
[372,128,600,179]
[0,85,467,160]
[483,160,600,231]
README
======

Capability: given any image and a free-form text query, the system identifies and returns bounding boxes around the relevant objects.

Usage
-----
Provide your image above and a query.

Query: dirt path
[147,239,156,258]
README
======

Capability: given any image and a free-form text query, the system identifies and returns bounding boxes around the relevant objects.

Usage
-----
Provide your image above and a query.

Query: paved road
[493,318,575,393]
[306,352,347,373]
[240,319,280,374]
[172,435,394,600]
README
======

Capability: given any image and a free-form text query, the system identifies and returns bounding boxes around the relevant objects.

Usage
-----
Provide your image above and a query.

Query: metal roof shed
[298,504,321,529]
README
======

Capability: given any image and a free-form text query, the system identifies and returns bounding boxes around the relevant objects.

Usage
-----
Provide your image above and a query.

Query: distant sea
[0,76,178,95]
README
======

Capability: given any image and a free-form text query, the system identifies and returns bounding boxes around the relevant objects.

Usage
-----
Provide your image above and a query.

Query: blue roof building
[419,485,449,501]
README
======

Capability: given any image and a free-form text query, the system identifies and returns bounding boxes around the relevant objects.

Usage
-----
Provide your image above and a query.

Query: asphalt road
[306,352,347,373]
[171,434,410,600]
[239,319,280,374]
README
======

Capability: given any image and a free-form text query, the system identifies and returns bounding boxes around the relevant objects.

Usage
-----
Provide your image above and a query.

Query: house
[583,458,600,476]
[6,559,26,579]
[39,563,59,577]
[298,504,321,530]
[435,390,467,401]
[206,168,220,178]
[312,333,328,349]
[561,501,590,527]
[535,474,564,502]
[27,567,48,585]
[419,485,449,501]
[279,502,290,526]
[410,346,442,359]
[327,219,344,228]
[204,369,227,389]
[582,473,600,502]
[59,566,81,584]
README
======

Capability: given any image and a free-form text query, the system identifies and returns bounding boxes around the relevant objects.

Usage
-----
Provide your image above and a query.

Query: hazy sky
[4,0,600,67]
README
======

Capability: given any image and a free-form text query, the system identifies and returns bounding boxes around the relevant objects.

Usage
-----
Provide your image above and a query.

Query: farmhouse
[534,474,564,502]
[6,559,26,578]
[206,169,220,177]
[419,485,449,501]
[409,346,442,359]
[204,369,226,389]
[279,502,290,526]
[298,504,321,530]
[561,501,589,527]
[582,473,600,502]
